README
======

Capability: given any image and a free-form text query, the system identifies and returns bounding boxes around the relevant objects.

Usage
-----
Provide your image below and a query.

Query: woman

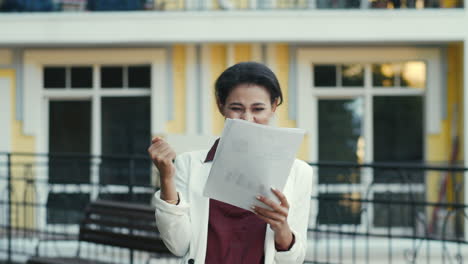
[148,62,313,264]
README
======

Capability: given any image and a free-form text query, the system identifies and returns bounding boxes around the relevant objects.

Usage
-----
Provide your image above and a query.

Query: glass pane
[44,67,66,89]
[319,98,364,183]
[71,66,92,88]
[401,61,426,89]
[373,96,423,163]
[49,101,91,184]
[314,65,336,87]
[101,66,123,88]
[318,193,361,225]
[342,64,364,87]
[47,193,89,224]
[372,64,395,87]
[373,192,424,227]
[128,65,151,88]
[373,97,423,182]
[101,97,151,186]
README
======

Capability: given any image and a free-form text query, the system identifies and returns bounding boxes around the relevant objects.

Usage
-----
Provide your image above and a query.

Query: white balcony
[0,1,466,45]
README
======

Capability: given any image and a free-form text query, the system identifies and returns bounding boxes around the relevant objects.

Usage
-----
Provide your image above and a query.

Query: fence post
[128,157,135,264]
[7,153,12,264]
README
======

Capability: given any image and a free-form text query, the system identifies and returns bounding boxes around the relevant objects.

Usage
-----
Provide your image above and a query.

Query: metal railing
[0,152,159,264]
[1,152,467,263]
[307,161,467,264]
[0,0,463,13]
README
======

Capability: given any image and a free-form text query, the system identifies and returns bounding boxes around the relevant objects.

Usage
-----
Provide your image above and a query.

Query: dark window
[44,67,66,89]
[101,97,151,186]
[128,65,151,88]
[373,96,423,162]
[373,96,423,183]
[318,99,363,184]
[101,66,123,88]
[71,66,93,88]
[314,65,336,87]
[49,101,91,184]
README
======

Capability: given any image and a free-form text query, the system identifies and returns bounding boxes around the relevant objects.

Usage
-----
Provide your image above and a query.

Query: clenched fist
[147,137,176,179]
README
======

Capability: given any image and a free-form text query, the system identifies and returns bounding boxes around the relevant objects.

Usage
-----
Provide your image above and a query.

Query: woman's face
[218,84,277,125]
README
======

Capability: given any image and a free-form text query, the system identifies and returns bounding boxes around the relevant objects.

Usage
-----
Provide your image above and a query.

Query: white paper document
[203,118,306,211]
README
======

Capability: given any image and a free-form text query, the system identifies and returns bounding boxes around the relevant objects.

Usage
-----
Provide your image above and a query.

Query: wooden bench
[27,199,173,264]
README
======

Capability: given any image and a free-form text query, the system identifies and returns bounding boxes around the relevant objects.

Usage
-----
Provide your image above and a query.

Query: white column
[296,49,315,162]
[151,52,168,135]
[0,78,11,152]
[90,65,101,200]
[265,44,279,127]
[265,44,276,72]
[464,39,468,240]
[251,43,263,63]
[200,44,212,135]
[226,44,235,67]
[0,76,11,244]
[185,45,198,134]
[22,58,41,136]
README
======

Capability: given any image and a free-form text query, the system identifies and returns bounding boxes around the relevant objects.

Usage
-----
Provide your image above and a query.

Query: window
[296,47,443,236]
[48,101,91,224]
[45,64,152,225]
[313,61,425,230]
[44,66,93,89]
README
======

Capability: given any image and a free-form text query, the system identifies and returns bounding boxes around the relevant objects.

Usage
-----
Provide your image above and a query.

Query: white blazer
[154,150,315,264]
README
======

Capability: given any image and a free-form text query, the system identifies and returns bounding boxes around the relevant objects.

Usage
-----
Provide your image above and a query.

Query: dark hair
[214,62,283,106]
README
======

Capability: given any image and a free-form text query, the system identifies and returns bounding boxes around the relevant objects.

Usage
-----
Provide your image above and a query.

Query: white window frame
[23,48,168,231]
[296,47,443,235]
[0,77,12,232]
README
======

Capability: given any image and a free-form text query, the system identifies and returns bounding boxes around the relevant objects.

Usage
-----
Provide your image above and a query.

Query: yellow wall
[0,49,13,64]
[442,0,460,7]
[273,44,309,160]
[166,45,186,134]
[0,69,36,229]
[234,44,252,63]
[426,44,464,165]
[425,43,464,231]
[443,43,464,206]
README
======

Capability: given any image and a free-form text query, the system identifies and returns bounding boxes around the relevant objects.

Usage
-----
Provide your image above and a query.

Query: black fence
[307,161,467,264]
[1,152,467,263]
[0,0,463,12]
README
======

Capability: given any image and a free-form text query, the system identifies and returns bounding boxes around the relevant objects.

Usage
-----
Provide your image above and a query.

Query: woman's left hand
[252,188,294,250]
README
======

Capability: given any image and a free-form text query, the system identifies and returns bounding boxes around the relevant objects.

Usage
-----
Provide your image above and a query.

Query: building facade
[0,1,467,262]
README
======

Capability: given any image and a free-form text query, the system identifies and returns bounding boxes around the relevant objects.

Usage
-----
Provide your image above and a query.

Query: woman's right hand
[147,137,176,180]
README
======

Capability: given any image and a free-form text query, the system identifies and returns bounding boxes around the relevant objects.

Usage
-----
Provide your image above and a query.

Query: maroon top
[204,139,267,264]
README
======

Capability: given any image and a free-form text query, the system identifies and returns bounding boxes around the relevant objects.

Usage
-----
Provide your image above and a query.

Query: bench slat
[80,228,169,252]
[85,205,155,220]
[83,217,157,232]
[27,257,110,264]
